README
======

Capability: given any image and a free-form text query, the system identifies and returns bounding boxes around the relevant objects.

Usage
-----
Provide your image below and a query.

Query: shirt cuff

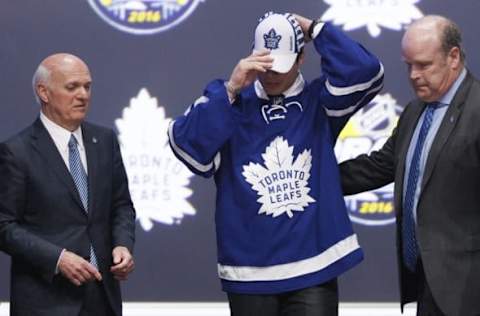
[312,21,326,39]
[55,249,66,274]
[224,82,237,104]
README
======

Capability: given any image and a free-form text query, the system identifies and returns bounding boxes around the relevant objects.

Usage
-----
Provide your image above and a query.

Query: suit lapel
[421,73,473,190]
[82,124,98,219]
[30,119,85,212]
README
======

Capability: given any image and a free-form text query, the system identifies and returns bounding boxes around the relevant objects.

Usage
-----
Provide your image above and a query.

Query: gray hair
[441,19,466,62]
[32,64,51,104]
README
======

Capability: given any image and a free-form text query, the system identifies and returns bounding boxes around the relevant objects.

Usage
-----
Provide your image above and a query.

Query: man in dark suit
[0,53,136,316]
[340,15,480,316]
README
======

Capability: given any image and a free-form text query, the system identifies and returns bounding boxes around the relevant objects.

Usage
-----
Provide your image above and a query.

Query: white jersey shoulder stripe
[326,63,384,96]
[168,121,221,173]
[217,234,359,282]
[184,96,210,116]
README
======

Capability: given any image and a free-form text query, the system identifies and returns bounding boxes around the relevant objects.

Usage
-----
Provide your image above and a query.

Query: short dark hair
[441,20,466,62]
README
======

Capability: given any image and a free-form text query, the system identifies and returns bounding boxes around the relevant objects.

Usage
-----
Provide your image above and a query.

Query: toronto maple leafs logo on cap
[254,12,304,73]
[263,28,282,50]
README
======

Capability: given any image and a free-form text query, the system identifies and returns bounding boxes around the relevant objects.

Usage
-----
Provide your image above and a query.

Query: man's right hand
[293,14,314,42]
[58,250,102,286]
[226,50,273,101]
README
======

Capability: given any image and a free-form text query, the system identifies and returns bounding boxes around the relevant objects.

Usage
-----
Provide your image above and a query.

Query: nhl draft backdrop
[0,0,478,302]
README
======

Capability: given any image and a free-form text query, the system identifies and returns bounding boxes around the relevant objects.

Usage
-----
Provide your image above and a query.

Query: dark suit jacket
[340,72,480,316]
[0,118,136,316]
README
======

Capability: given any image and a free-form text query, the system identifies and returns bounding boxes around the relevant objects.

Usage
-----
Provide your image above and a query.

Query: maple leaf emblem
[321,0,423,37]
[264,28,282,50]
[115,88,195,231]
[242,136,316,218]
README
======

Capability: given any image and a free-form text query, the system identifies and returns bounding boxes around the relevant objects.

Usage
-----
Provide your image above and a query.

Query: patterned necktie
[402,102,438,272]
[68,135,98,269]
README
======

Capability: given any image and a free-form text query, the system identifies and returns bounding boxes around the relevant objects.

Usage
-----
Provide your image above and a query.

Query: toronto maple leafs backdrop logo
[264,29,282,50]
[335,93,402,226]
[115,88,196,231]
[321,0,424,37]
[242,136,315,218]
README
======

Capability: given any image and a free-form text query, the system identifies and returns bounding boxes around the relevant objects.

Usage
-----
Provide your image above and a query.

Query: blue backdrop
[1,0,478,302]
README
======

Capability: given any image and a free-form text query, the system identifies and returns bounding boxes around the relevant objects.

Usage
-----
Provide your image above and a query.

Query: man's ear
[448,46,461,70]
[36,84,49,104]
[297,50,305,66]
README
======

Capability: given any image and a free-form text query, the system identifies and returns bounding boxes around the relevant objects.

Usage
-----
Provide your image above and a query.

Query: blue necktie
[402,103,438,272]
[68,135,98,269]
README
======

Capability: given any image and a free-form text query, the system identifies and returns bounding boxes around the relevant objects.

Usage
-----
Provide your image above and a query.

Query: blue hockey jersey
[169,22,384,294]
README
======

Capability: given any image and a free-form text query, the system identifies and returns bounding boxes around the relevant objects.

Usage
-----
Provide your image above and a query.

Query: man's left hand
[110,246,134,281]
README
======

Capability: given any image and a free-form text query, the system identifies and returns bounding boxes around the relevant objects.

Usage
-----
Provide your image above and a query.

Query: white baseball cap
[253,12,305,73]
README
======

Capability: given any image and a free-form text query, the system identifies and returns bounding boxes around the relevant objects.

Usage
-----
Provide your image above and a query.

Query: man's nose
[77,87,89,98]
[409,67,420,81]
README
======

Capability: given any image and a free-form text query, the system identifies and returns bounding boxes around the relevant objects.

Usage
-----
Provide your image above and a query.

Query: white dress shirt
[39,112,88,174]
[39,111,89,273]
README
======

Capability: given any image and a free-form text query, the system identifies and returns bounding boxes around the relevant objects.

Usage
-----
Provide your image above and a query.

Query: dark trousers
[416,261,445,316]
[227,279,338,316]
[79,280,115,316]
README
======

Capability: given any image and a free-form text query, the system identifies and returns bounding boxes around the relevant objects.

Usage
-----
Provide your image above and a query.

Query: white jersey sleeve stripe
[168,120,221,173]
[324,82,384,117]
[217,234,360,282]
[326,63,384,96]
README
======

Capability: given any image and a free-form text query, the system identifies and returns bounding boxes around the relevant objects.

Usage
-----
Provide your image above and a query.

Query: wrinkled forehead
[402,19,443,50]
[401,29,442,61]
[49,61,91,85]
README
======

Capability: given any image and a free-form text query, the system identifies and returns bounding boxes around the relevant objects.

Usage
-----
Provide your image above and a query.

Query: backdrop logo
[115,88,195,231]
[321,0,423,37]
[88,0,205,35]
[335,93,402,226]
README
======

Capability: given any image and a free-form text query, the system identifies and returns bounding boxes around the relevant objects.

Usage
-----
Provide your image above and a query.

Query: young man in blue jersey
[169,12,384,316]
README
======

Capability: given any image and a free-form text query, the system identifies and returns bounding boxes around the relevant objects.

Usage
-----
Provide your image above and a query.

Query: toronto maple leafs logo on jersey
[264,29,282,50]
[242,136,315,218]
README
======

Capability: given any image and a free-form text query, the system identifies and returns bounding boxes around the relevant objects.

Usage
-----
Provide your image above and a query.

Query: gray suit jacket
[340,72,480,316]
[0,119,136,316]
